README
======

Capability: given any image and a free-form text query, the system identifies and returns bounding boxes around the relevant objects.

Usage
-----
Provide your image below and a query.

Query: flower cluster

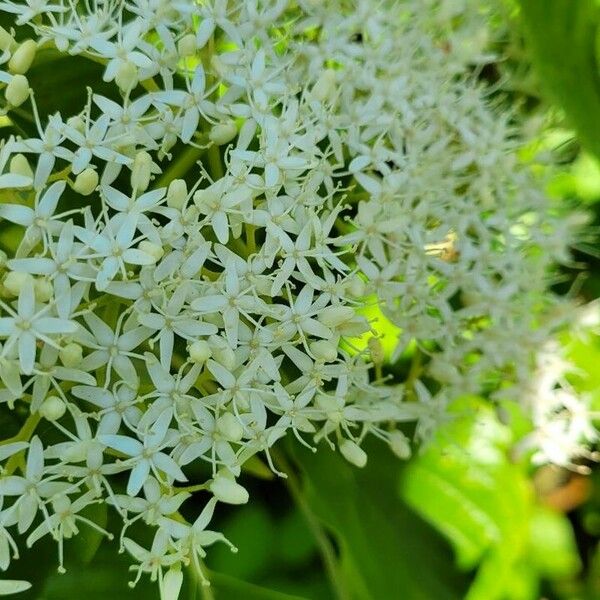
[0,0,588,595]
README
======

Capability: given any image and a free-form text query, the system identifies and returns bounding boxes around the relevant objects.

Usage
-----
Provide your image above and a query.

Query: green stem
[3,411,41,475]
[156,144,204,188]
[405,347,422,399]
[245,223,256,255]
[272,449,351,600]
[206,144,224,181]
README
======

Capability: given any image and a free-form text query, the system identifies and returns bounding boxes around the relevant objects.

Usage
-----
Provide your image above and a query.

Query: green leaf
[400,397,580,600]
[519,0,600,161]
[66,502,108,566]
[208,504,276,580]
[7,49,119,137]
[207,572,308,600]
[38,540,155,600]
[528,508,581,578]
[291,440,469,600]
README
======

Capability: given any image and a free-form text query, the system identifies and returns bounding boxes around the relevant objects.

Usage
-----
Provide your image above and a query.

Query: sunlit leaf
[400,397,580,600]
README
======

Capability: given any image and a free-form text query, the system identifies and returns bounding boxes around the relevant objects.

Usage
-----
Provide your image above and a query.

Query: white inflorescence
[0,0,591,594]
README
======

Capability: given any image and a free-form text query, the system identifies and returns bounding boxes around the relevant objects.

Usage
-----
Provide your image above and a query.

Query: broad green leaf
[400,397,580,600]
[38,540,154,600]
[292,440,469,600]
[208,504,276,580]
[519,0,600,161]
[66,501,108,566]
[528,508,581,578]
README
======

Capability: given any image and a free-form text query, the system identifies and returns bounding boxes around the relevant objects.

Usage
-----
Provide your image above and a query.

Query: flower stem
[272,448,351,600]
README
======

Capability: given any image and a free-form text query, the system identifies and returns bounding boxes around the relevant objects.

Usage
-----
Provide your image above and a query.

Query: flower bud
[115,60,138,91]
[339,439,367,468]
[3,271,33,296]
[54,36,68,52]
[428,357,460,384]
[5,74,29,107]
[389,431,411,459]
[166,179,188,209]
[161,567,183,600]
[368,337,385,365]
[0,26,14,52]
[73,168,99,195]
[138,241,164,263]
[9,154,33,179]
[131,150,153,192]
[178,33,197,57]
[34,278,53,302]
[210,475,249,505]
[8,39,36,74]
[309,340,338,362]
[60,342,83,368]
[209,122,238,146]
[216,413,244,442]
[346,275,366,298]
[311,68,337,102]
[40,396,67,421]
[189,340,211,364]
[66,115,85,133]
[318,305,355,327]
[212,345,235,371]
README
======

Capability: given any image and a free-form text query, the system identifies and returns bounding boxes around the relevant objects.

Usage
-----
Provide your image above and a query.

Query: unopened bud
[8,39,36,74]
[178,33,197,57]
[66,115,85,133]
[216,413,244,442]
[189,340,211,364]
[368,337,385,365]
[309,340,338,362]
[389,431,411,459]
[9,154,33,179]
[311,68,337,102]
[161,568,184,600]
[5,74,29,106]
[166,179,188,209]
[73,168,99,195]
[40,396,66,421]
[115,60,138,91]
[0,26,14,52]
[346,275,366,298]
[210,475,249,504]
[209,122,238,146]
[213,345,235,371]
[318,305,355,327]
[138,240,164,263]
[339,439,367,468]
[131,150,153,192]
[60,342,83,368]
[428,357,460,384]
[34,278,53,302]
[3,271,32,296]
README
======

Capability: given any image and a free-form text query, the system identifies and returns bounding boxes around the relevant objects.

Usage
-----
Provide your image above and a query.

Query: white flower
[100,412,187,496]
[0,278,77,374]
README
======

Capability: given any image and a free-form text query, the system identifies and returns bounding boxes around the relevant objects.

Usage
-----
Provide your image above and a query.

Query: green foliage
[400,398,580,600]
[519,0,600,162]
[292,441,469,600]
